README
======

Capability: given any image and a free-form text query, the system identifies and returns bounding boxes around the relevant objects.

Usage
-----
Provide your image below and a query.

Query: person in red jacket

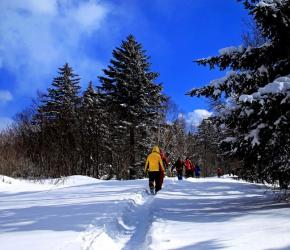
[217,167,222,178]
[184,157,194,178]
[171,157,183,180]
[160,149,169,186]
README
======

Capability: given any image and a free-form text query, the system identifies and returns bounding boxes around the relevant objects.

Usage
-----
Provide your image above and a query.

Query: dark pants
[148,171,162,192]
[177,171,183,180]
[185,170,193,178]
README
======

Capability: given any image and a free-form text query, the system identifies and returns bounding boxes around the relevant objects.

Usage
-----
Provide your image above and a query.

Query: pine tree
[35,63,81,176]
[38,63,81,125]
[188,0,290,186]
[194,119,221,177]
[98,35,166,179]
[79,82,109,177]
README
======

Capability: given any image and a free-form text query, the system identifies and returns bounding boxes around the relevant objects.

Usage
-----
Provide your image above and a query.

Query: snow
[239,94,254,103]
[244,108,254,116]
[222,136,236,143]
[1,175,290,250]
[258,75,290,95]
[218,46,244,56]
[257,0,282,10]
[257,65,268,75]
[239,74,290,103]
[209,71,235,88]
[245,123,267,146]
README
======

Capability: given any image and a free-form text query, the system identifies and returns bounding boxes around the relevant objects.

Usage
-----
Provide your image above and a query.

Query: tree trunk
[129,126,135,179]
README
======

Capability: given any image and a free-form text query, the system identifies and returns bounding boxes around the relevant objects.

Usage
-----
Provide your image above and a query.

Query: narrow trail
[122,180,178,250]
[121,193,155,250]
[80,180,179,250]
[77,185,158,250]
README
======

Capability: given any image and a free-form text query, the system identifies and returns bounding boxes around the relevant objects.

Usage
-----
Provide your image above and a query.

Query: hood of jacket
[152,146,160,154]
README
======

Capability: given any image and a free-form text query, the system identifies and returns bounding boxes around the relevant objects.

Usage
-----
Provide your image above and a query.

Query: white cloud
[8,0,58,15]
[73,1,108,30]
[184,109,212,129]
[0,90,13,104]
[178,113,185,120]
[0,117,13,131]
[0,0,110,95]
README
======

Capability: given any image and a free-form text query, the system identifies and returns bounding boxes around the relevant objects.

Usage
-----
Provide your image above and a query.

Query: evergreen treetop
[37,63,81,124]
[99,35,166,127]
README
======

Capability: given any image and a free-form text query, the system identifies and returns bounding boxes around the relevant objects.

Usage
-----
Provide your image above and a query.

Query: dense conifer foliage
[0,37,168,179]
[189,0,290,187]
[98,35,167,179]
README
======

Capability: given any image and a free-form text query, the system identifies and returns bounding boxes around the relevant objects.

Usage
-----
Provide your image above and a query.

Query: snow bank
[0,175,54,193]
[61,175,103,186]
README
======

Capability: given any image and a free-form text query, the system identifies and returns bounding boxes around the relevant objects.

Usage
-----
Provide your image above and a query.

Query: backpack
[184,160,192,171]
[175,159,183,171]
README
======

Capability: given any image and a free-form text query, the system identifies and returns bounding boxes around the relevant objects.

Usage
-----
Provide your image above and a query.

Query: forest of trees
[0,35,226,180]
[0,0,289,188]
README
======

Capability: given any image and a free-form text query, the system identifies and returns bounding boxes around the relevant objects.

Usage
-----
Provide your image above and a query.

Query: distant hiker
[195,164,201,178]
[160,149,169,186]
[171,157,184,180]
[144,146,165,194]
[160,149,169,170]
[217,167,222,178]
[184,157,194,178]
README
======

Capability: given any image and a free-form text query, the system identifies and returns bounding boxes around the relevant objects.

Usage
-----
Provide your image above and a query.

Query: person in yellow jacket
[144,146,165,194]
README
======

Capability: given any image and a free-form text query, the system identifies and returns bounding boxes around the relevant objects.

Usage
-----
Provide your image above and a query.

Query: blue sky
[0,0,248,129]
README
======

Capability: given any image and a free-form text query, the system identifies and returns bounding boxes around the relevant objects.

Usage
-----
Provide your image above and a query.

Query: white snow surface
[1,175,290,250]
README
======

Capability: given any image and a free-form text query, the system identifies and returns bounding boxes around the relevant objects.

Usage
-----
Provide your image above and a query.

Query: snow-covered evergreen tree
[37,63,81,125]
[195,119,217,177]
[99,35,166,179]
[79,82,109,177]
[188,0,290,187]
[35,63,81,176]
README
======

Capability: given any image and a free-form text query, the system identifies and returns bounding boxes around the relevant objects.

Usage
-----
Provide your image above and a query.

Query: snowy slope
[0,176,290,250]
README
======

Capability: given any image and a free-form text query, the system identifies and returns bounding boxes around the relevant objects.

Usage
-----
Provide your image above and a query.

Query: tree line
[0,35,227,180]
[2,0,288,189]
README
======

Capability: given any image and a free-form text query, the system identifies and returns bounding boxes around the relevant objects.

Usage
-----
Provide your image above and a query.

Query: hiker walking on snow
[171,157,184,180]
[160,149,169,187]
[195,164,201,178]
[144,146,165,194]
[217,167,222,178]
[184,157,194,178]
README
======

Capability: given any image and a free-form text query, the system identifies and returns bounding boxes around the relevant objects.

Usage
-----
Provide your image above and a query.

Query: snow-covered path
[148,178,290,250]
[0,176,290,250]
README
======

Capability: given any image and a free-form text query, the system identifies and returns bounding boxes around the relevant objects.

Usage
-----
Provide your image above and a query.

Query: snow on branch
[218,45,244,56]
[256,0,283,10]
[239,74,290,103]
[245,123,267,146]
[195,41,273,71]
[187,68,269,99]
